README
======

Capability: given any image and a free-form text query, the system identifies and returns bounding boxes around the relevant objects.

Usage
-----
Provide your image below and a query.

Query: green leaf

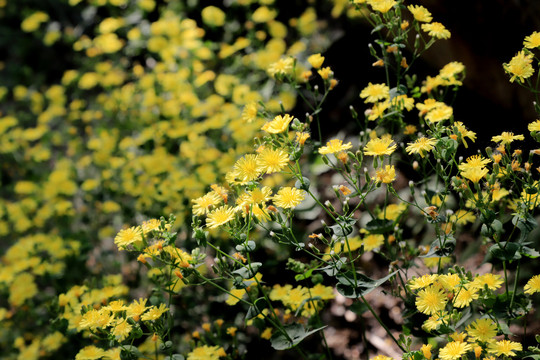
[295,268,315,281]
[521,246,540,258]
[270,324,326,350]
[365,219,394,234]
[232,262,262,279]
[488,242,521,262]
[336,271,397,298]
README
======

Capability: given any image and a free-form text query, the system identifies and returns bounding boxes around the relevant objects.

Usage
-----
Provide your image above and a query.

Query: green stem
[360,295,406,353]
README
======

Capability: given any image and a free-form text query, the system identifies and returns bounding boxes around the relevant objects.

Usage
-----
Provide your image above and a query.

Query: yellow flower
[375,165,396,184]
[525,31,540,49]
[268,57,294,77]
[504,51,534,83]
[114,226,143,249]
[470,273,503,291]
[367,0,397,13]
[261,114,295,134]
[425,104,453,123]
[415,285,447,315]
[201,6,226,27]
[461,167,489,183]
[466,318,497,342]
[318,67,333,80]
[257,147,289,174]
[141,303,169,321]
[364,136,397,156]
[407,5,432,22]
[362,233,385,251]
[421,22,451,39]
[319,139,353,155]
[488,340,522,357]
[528,120,540,132]
[187,345,226,360]
[261,327,273,340]
[439,341,473,360]
[408,274,438,291]
[524,274,540,295]
[308,53,325,69]
[192,193,222,216]
[360,82,390,103]
[21,11,49,32]
[75,345,106,360]
[458,155,491,171]
[206,206,236,229]
[252,6,277,23]
[453,285,479,308]
[421,344,432,359]
[406,137,437,157]
[232,154,262,183]
[273,187,305,209]
[491,131,525,145]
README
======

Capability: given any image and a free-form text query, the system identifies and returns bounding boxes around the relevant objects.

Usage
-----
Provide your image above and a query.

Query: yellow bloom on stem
[364,136,397,156]
[453,285,479,308]
[461,167,489,183]
[458,155,491,171]
[362,233,385,251]
[360,82,390,103]
[406,137,437,157]
[272,187,305,209]
[407,5,432,22]
[491,131,525,145]
[141,303,169,321]
[268,57,294,77]
[524,31,540,49]
[232,154,261,183]
[114,226,143,249]
[375,165,396,184]
[415,285,447,315]
[261,114,295,134]
[308,53,325,69]
[524,274,540,295]
[367,0,397,13]
[421,344,432,359]
[192,192,222,216]
[75,345,106,360]
[206,206,236,229]
[408,274,438,290]
[466,318,497,342]
[319,139,353,155]
[488,340,522,357]
[421,22,451,39]
[257,147,289,174]
[504,51,534,83]
[439,341,473,360]
[425,104,453,123]
[528,120,540,132]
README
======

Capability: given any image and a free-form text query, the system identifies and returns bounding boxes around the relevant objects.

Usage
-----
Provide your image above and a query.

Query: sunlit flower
[407,5,432,22]
[75,345,106,360]
[257,147,289,174]
[408,274,438,290]
[232,154,261,183]
[439,341,472,360]
[192,193,222,216]
[421,22,451,39]
[504,51,534,83]
[206,206,236,228]
[268,57,294,77]
[360,82,390,103]
[461,167,489,183]
[362,234,385,251]
[421,344,432,360]
[415,286,447,315]
[364,136,397,156]
[524,274,540,295]
[524,31,540,49]
[491,131,524,145]
[187,345,226,360]
[273,187,305,209]
[458,155,491,171]
[528,120,540,132]
[488,340,522,357]
[141,303,169,321]
[375,165,396,184]
[308,53,325,69]
[319,139,353,155]
[425,104,453,122]
[261,114,295,134]
[453,285,479,308]
[367,0,397,13]
[406,137,437,157]
[114,226,143,249]
[466,318,497,342]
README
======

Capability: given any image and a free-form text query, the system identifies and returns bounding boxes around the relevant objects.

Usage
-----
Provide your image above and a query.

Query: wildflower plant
[1,0,540,359]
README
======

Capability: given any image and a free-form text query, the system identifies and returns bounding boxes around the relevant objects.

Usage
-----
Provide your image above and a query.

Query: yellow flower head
[375,165,396,184]
[114,226,143,249]
[439,341,473,360]
[363,136,397,156]
[425,104,453,123]
[360,82,390,103]
[272,187,305,209]
[491,131,525,145]
[261,114,295,134]
[421,22,451,39]
[319,139,353,155]
[524,31,540,49]
[307,53,325,69]
[415,285,447,315]
[268,57,294,77]
[466,318,497,342]
[206,206,236,229]
[367,0,397,13]
[504,51,534,83]
[524,274,540,295]
[406,137,437,158]
[407,5,432,22]
[488,340,522,357]
[257,147,289,174]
